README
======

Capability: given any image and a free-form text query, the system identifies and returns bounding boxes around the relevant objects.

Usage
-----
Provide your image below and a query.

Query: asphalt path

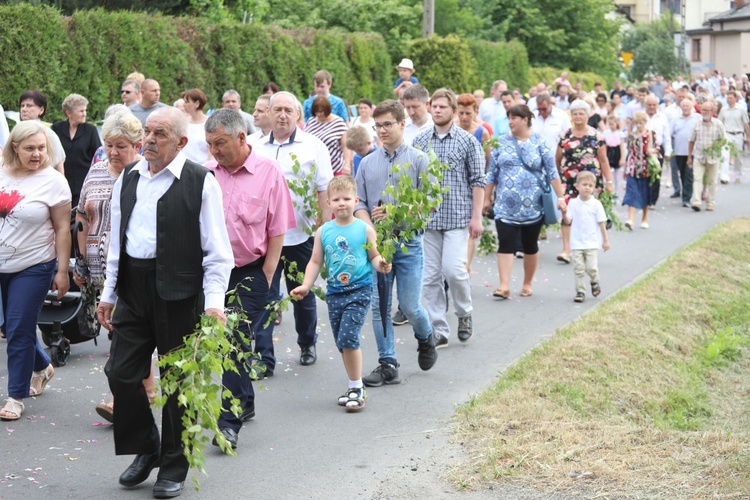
[2,175,749,500]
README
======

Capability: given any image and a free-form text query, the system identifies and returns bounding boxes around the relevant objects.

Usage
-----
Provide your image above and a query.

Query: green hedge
[528,67,611,92]
[0,5,393,121]
[407,35,530,95]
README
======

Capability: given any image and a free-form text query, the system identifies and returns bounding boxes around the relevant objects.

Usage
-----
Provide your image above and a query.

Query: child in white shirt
[563,171,610,302]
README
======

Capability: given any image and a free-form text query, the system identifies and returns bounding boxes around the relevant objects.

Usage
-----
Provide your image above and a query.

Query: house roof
[709,3,750,22]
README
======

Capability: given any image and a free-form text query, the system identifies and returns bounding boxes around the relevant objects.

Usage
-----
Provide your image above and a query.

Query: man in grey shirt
[128,79,167,126]
[354,99,437,388]
[222,89,256,135]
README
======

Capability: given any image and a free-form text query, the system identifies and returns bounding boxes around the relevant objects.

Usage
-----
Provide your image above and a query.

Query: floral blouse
[558,127,605,199]
[626,129,656,179]
[487,133,559,225]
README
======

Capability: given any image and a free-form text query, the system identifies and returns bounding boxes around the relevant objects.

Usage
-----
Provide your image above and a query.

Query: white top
[478,97,506,125]
[0,166,71,273]
[567,197,606,251]
[101,152,233,310]
[404,115,434,146]
[183,121,211,165]
[351,116,378,144]
[0,105,9,150]
[247,130,268,144]
[253,128,334,246]
[531,107,571,153]
[646,111,672,157]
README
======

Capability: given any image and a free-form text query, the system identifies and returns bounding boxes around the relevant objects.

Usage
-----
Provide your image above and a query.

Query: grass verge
[452,219,750,497]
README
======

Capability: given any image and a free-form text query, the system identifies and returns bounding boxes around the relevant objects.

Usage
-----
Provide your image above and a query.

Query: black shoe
[119,450,161,487]
[434,332,448,349]
[300,345,317,366]
[457,316,473,343]
[417,336,437,371]
[391,309,409,326]
[240,402,255,422]
[153,478,184,499]
[670,192,681,198]
[692,204,701,212]
[212,427,238,451]
[251,364,273,379]
[362,362,401,387]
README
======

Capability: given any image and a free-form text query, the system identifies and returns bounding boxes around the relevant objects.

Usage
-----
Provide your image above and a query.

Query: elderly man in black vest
[96,106,233,499]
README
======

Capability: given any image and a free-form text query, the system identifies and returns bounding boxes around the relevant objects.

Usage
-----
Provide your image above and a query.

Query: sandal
[520,287,533,297]
[0,398,24,421]
[556,252,571,264]
[492,289,510,299]
[341,387,366,412]
[574,292,585,303]
[591,282,601,297]
[95,401,114,423]
[29,364,54,397]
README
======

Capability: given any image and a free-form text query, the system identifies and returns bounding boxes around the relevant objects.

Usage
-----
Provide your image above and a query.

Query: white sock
[349,379,363,389]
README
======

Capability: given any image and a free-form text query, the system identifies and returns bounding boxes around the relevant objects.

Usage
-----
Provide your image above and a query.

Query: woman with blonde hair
[0,121,72,420]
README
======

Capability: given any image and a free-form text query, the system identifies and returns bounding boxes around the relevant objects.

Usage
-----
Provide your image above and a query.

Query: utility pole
[423,0,434,38]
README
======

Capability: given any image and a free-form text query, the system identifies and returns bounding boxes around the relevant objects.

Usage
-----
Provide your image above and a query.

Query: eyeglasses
[120,90,132,94]
[374,121,396,130]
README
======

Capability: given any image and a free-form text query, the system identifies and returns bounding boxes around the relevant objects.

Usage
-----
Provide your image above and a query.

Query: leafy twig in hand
[262,257,325,328]
[285,154,321,236]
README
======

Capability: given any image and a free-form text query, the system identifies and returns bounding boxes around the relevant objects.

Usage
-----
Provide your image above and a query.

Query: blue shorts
[326,286,372,351]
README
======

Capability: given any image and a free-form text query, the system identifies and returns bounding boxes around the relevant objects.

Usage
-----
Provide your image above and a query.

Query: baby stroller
[37,221,101,366]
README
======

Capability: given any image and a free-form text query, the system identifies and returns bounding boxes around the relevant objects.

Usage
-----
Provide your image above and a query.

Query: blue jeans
[371,236,432,364]
[255,238,318,369]
[0,259,55,399]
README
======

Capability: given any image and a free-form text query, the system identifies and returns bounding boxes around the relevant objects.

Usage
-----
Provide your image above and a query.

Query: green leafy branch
[477,216,498,256]
[154,282,261,489]
[646,154,662,187]
[286,154,322,236]
[704,137,741,161]
[262,257,326,328]
[374,154,449,263]
[599,189,624,232]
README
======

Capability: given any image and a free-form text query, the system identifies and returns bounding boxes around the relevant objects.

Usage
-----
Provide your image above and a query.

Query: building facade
[687,1,750,76]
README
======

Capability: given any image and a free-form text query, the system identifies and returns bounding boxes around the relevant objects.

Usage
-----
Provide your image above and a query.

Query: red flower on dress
[0,189,24,219]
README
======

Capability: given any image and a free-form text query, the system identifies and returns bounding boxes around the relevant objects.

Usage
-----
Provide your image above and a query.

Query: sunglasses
[120,90,132,94]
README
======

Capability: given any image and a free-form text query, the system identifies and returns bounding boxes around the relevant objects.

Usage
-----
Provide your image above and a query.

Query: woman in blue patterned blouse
[483,105,567,299]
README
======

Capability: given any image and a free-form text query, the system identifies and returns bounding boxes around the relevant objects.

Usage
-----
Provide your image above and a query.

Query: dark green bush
[0,6,393,121]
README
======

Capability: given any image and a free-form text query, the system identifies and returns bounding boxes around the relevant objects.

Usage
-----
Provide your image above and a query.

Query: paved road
[2,178,749,500]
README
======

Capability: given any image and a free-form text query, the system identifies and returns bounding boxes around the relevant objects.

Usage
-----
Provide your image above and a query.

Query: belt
[727,131,744,135]
[123,254,156,268]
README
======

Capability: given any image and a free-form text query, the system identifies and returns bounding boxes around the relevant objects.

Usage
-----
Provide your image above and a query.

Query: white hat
[396,58,415,71]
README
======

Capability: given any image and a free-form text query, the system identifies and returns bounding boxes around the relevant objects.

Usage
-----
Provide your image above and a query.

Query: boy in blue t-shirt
[291,176,391,411]
[393,58,419,96]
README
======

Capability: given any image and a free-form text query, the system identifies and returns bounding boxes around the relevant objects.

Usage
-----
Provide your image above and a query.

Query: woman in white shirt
[0,121,72,421]
[351,99,381,147]
[181,88,213,164]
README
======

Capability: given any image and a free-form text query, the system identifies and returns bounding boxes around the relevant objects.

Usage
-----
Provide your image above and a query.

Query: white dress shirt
[531,107,571,153]
[478,97,507,125]
[101,152,233,311]
[403,115,434,146]
[253,127,334,246]
[646,111,672,157]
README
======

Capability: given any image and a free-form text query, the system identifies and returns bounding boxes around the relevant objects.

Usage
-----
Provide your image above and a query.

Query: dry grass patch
[452,219,750,498]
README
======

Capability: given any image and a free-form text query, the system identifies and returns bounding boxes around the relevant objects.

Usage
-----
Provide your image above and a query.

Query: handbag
[511,136,561,225]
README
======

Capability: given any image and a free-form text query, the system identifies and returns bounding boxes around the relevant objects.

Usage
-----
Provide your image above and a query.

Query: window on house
[691,39,702,62]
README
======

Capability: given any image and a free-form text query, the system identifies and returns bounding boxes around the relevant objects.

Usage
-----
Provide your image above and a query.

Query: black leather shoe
[153,478,184,498]
[212,427,238,451]
[240,403,255,421]
[119,450,161,487]
[300,345,317,366]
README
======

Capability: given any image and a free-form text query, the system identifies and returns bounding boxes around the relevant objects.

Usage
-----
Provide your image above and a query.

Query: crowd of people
[0,59,748,498]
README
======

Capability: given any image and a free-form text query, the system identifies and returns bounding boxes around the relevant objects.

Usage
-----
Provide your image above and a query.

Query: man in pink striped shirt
[204,109,296,451]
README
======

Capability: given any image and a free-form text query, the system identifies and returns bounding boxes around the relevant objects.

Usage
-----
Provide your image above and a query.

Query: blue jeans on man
[371,235,432,365]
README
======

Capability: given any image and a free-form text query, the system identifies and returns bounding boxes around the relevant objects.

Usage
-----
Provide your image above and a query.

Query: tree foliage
[621,13,680,81]
[474,0,621,76]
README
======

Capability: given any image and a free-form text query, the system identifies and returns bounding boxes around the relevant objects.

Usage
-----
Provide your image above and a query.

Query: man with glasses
[531,92,571,152]
[129,79,166,127]
[354,99,437,387]
[253,91,333,372]
[120,80,140,107]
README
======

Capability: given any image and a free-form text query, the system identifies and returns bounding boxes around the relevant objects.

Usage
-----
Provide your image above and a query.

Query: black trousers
[104,256,203,482]
[673,155,693,204]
